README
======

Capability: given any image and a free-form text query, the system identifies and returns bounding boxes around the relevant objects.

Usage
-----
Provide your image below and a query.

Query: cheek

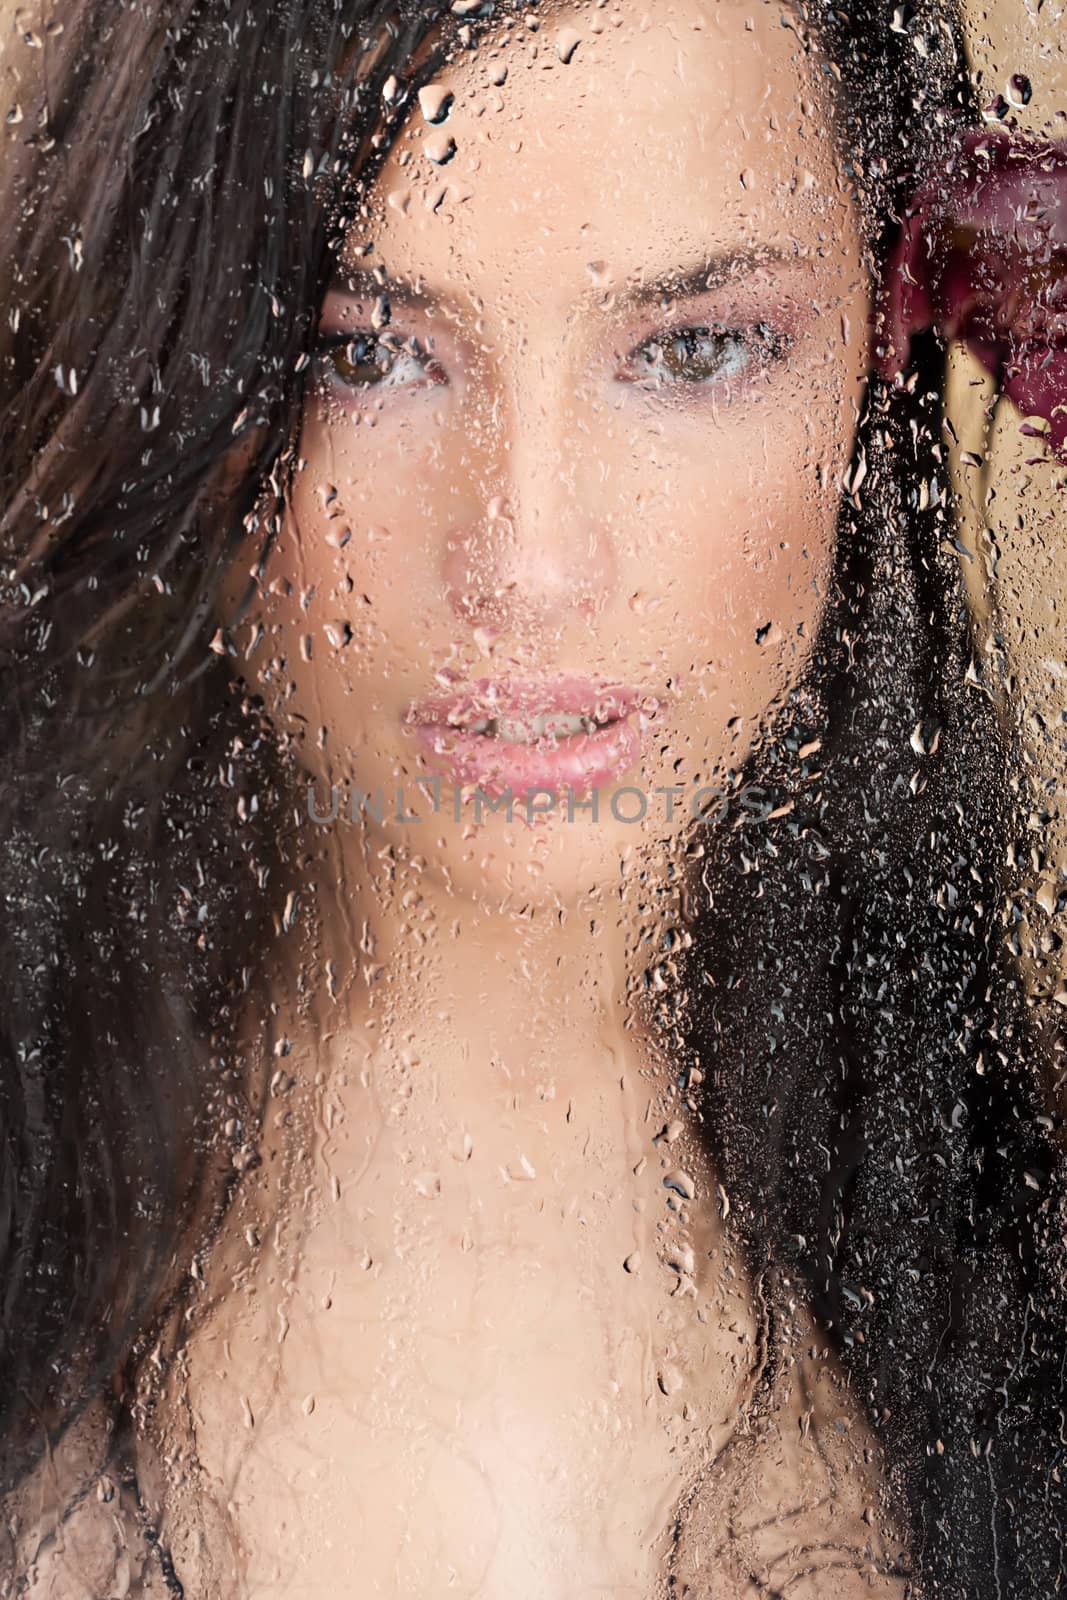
[289,405,449,630]
[641,365,858,754]
[262,433,426,684]
[641,383,850,627]
[226,522,387,776]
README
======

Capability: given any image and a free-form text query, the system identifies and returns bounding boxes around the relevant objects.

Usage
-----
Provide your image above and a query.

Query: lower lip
[411,714,647,800]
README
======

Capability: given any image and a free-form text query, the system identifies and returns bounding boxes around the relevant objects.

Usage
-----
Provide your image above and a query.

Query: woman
[0,0,1062,1594]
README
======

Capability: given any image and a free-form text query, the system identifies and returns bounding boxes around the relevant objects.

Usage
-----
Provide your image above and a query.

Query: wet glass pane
[0,1,1065,1596]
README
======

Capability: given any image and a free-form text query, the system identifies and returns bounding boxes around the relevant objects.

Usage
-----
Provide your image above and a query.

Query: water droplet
[1007,72,1032,107]
[667,1243,696,1275]
[663,1169,696,1200]
[424,131,457,165]
[418,84,454,124]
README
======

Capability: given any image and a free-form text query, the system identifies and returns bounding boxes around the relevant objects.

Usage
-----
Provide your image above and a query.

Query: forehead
[350,0,846,299]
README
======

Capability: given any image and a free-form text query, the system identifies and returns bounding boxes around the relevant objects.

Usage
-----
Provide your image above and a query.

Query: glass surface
[0,1,1064,1596]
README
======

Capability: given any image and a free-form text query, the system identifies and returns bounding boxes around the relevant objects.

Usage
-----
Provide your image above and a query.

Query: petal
[874,125,1067,456]
[1002,345,1067,461]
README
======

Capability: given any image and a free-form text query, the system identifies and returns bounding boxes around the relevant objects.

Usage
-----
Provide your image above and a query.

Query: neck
[289,821,677,1103]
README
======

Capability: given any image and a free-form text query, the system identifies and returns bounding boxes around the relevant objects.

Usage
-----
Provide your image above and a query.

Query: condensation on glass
[0,2,1064,1598]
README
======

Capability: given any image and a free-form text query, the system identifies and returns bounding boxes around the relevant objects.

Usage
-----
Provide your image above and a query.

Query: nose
[441,381,618,644]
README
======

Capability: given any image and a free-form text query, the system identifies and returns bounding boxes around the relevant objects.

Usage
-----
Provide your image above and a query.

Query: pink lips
[405,675,659,800]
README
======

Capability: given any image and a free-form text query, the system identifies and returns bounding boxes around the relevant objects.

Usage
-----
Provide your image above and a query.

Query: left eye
[625,323,789,386]
[313,330,444,392]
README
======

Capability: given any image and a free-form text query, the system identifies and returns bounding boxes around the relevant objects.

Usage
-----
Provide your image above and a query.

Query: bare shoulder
[0,1401,172,1599]
[667,1298,913,1599]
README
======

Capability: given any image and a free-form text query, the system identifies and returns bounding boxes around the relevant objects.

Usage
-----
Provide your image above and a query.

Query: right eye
[313,329,445,393]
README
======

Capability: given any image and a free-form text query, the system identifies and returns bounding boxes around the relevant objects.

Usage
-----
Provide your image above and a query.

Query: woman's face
[224,0,868,908]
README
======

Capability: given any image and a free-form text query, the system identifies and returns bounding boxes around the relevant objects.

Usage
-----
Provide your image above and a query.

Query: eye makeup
[310,255,817,413]
[314,329,447,395]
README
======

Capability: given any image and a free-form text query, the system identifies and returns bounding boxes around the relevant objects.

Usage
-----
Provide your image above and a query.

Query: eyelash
[622,322,792,389]
[311,320,792,399]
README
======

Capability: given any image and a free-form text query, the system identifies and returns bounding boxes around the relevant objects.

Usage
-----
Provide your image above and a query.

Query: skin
[14,4,908,1597]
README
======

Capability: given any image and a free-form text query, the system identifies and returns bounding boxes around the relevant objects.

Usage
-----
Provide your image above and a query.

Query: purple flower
[874,126,1067,460]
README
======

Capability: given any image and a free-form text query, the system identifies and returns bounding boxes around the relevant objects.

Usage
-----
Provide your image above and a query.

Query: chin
[381,799,665,911]
[306,739,696,909]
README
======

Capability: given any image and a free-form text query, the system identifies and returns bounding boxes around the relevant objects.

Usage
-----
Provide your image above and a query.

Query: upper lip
[405,675,655,731]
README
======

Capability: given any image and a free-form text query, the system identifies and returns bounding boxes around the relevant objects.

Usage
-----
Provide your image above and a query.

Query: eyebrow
[325,242,801,319]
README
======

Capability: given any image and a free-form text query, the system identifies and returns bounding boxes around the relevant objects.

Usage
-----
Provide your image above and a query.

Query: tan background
[949,4,1067,1083]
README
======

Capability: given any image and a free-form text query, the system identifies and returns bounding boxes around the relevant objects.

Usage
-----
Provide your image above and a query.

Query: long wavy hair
[646,14,1067,1596]
[0,0,1062,1593]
